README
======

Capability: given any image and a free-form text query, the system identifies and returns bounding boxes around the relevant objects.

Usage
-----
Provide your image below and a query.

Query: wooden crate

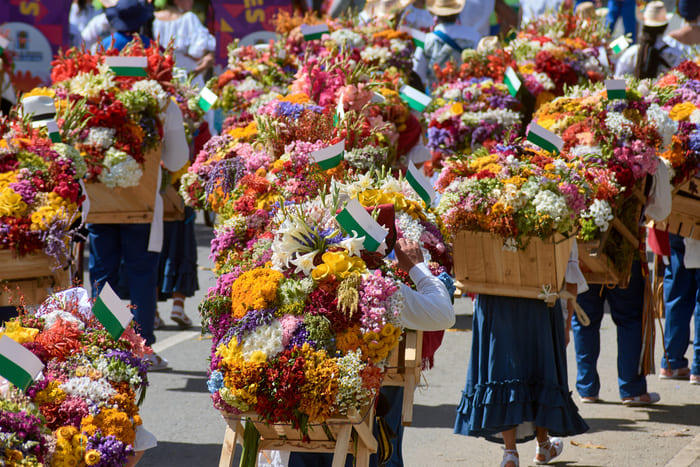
[85,147,161,224]
[452,231,574,299]
[0,250,72,307]
[162,185,185,222]
[219,406,377,467]
[652,176,700,240]
[383,330,422,426]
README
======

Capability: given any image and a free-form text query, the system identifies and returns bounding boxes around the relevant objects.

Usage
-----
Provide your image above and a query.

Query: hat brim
[643,18,669,26]
[428,5,463,15]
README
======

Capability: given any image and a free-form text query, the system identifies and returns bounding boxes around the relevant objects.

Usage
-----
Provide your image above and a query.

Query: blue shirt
[101,32,152,51]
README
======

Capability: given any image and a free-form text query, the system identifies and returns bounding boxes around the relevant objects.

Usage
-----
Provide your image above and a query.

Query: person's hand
[394,238,424,273]
[194,52,215,75]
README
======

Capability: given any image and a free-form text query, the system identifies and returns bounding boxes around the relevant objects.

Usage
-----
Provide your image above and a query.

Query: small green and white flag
[399,85,431,112]
[527,122,563,154]
[335,198,388,253]
[0,35,9,54]
[334,91,345,127]
[46,119,61,143]
[0,336,44,391]
[610,36,629,54]
[300,23,329,41]
[105,56,148,77]
[406,162,435,206]
[400,26,425,49]
[92,283,133,340]
[504,67,522,97]
[605,79,627,100]
[198,87,218,112]
[311,139,345,170]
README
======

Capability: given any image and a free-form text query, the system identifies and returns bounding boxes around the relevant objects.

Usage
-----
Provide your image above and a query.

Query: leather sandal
[501,449,519,467]
[533,437,563,465]
[170,303,192,329]
[659,368,690,380]
[622,392,660,406]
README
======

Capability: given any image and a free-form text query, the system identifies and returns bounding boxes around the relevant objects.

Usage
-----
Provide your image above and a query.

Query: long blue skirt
[157,207,199,299]
[454,294,588,443]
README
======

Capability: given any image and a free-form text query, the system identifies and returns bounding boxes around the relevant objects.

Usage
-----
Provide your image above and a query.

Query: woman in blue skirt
[454,246,589,466]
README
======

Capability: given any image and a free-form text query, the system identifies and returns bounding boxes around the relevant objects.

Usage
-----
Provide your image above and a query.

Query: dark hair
[678,0,700,21]
[634,24,669,79]
[437,14,460,23]
[77,0,89,11]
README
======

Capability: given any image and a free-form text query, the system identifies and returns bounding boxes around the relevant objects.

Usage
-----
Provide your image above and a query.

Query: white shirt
[81,13,111,50]
[565,238,588,295]
[614,36,691,79]
[459,0,494,37]
[398,263,455,331]
[520,0,565,26]
[403,6,434,31]
[413,22,482,91]
[70,3,100,32]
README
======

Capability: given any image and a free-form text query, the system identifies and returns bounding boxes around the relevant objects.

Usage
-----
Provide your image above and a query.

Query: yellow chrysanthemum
[0,321,39,343]
[0,187,28,217]
[669,102,697,121]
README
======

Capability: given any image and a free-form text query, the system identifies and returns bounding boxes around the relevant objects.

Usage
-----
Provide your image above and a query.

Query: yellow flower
[0,187,28,217]
[280,92,311,104]
[520,63,535,74]
[311,251,366,281]
[450,102,464,115]
[85,450,101,466]
[230,268,284,319]
[56,426,78,440]
[22,87,56,99]
[72,433,89,448]
[34,382,66,406]
[669,102,697,121]
[0,321,39,343]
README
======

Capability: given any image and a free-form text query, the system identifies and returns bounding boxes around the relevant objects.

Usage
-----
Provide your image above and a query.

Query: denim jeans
[607,0,637,43]
[662,234,700,375]
[287,386,405,467]
[572,260,647,399]
[88,223,159,346]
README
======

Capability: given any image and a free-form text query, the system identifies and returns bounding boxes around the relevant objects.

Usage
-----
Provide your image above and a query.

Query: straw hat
[476,35,499,53]
[427,0,465,17]
[643,1,670,27]
[575,1,596,18]
[21,95,56,128]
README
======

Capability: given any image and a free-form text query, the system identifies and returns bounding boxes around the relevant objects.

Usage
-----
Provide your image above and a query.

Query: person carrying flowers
[413,0,481,92]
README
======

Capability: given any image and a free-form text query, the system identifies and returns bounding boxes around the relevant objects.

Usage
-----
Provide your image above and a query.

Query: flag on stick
[92,283,133,340]
[406,162,435,206]
[46,120,62,143]
[503,67,522,97]
[605,79,627,100]
[300,24,329,41]
[400,26,425,48]
[311,140,345,170]
[198,87,218,111]
[399,85,431,112]
[335,199,389,252]
[610,36,629,54]
[0,336,44,391]
[105,56,148,77]
[527,123,563,154]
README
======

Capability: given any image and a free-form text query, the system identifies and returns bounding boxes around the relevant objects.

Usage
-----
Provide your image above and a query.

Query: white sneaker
[145,353,169,371]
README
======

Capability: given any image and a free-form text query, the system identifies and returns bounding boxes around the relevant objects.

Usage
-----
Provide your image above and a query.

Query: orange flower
[230,268,284,319]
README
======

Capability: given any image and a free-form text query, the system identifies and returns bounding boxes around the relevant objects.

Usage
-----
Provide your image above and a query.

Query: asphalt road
[108,214,700,467]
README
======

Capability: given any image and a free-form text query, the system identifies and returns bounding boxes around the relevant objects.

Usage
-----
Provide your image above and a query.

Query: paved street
[128,216,700,467]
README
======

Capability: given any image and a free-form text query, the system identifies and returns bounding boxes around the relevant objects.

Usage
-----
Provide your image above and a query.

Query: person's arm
[395,239,455,331]
[494,0,518,34]
[81,13,110,49]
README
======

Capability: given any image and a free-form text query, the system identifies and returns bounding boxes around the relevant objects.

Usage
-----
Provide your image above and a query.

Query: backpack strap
[432,29,463,53]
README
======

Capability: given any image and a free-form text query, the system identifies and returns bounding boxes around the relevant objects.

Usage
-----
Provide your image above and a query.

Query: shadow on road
[452,313,473,331]
[138,441,231,466]
[580,416,646,434]
[195,222,214,248]
[645,403,700,427]
[410,404,459,428]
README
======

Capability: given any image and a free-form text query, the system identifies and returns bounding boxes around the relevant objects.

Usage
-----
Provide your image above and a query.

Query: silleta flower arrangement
[0,116,84,264]
[203,170,448,435]
[0,288,151,467]
[436,144,597,249]
[424,78,524,172]
[653,60,700,187]
[49,41,175,187]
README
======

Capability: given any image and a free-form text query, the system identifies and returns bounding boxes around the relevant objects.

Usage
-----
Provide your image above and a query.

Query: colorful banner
[211,0,294,65]
[0,0,72,89]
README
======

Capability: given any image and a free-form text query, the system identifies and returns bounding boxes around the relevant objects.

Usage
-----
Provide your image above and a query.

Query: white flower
[690,109,700,125]
[290,250,317,276]
[605,111,633,136]
[40,310,84,330]
[238,321,284,360]
[98,148,143,188]
[86,127,116,150]
[61,376,115,402]
[584,199,613,231]
[131,79,169,110]
[532,190,569,226]
[533,72,555,91]
[330,29,365,48]
[340,232,365,257]
[647,103,678,150]
[68,63,116,98]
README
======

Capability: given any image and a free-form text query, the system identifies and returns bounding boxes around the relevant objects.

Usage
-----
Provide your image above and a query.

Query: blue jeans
[607,0,637,43]
[88,223,159,346]
[572,260,647,399]
[288,386,405,467]
[662,234,700,375]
